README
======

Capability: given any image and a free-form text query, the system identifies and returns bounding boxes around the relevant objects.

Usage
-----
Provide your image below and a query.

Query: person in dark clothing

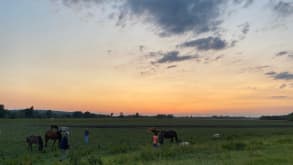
[84,128,89,144]
[59,132,69,161]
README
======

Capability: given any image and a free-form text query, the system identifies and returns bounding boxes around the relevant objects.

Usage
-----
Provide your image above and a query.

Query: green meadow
[1,118,293,165]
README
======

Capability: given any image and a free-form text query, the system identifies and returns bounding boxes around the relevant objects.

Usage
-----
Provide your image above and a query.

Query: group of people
[59,128,90,161]
[53,127,176,161]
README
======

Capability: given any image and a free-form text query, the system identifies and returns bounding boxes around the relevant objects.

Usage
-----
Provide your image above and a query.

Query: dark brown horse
[45,130,62,147]
[149,128,179,144]
[26,135,43,151]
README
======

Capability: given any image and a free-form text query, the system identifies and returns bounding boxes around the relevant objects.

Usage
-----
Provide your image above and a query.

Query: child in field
[59,132,70,161]
[152,132,159,147]
[84,128,89,144]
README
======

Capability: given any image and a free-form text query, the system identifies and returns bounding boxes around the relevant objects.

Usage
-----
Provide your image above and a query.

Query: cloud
[240,22,250,34]
[279,83,287,89]
[153,51,198,64]
[276,51,288,56]
[180,36,228,51]
[270,96,290,99]
[58,0,106,8]
[233,0,254,8]
[215,55,224,61]
[274,72,293,80]
[273,1,293,16]
[265,71,277,75]
[266,71,293,80]
[139,45,145,52]
[241,65,271,73]
[122,0,225,36]
[275,51,293,58]
[167,65,177,69]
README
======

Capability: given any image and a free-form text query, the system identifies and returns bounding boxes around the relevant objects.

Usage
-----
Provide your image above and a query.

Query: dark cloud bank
[122,0,225,36]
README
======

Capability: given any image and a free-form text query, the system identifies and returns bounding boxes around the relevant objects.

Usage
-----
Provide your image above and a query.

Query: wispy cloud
[275,51,293,59]
[273,1,293,17]
[241,65,271,73]
[179,37,228,51]
[139,45,145,52]
[266,71,293,80]
[166,65,177,69]
[233,0,254,8]
[154,51,198,64]
[240,22,250,35]
[276,51,288,56]
[279,83,287,89]
[269,96,290,99]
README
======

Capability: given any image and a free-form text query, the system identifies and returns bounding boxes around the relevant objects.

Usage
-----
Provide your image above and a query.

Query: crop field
[1,118,293,165]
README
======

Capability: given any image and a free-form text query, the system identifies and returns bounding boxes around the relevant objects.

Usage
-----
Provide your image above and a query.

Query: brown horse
[45,130,62,147]
[26,135,43,151]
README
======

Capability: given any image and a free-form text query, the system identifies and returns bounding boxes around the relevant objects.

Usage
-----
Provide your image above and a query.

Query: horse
[149,128,179,144]
[44,130,62,147]
[159,130,179,144]
[26,135,43,151]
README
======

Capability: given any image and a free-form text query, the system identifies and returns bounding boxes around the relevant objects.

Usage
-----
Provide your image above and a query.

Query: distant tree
[8,112,16,119]
[46,110,53,118]
[84,111,96,118]
[287,113,293,121]
[72,111,83,118]
[0,109,6,118]
[156,114,174,119]
[119,112,124,118]
[135,112,140,118]
[0,104,4,111]
[110,113,114,117]
[24,108,34,118]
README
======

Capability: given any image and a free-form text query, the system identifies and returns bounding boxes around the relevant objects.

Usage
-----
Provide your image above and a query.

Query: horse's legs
[45,137,48,147]
[53,139,56,146]
[27,143,31,151]
[170,137,174,143]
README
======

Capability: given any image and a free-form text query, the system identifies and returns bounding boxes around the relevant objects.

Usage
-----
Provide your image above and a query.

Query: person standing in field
[84,128,89,144]
[152,132,159,147]
[59,132,70,162]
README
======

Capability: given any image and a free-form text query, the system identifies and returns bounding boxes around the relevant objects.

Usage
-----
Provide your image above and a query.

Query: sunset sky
[1,0,293,116]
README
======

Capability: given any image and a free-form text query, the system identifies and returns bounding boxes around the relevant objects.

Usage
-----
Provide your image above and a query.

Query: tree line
[0,105,174,119]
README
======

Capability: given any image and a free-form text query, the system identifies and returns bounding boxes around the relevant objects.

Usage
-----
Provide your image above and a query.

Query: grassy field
[1,118,293,165]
